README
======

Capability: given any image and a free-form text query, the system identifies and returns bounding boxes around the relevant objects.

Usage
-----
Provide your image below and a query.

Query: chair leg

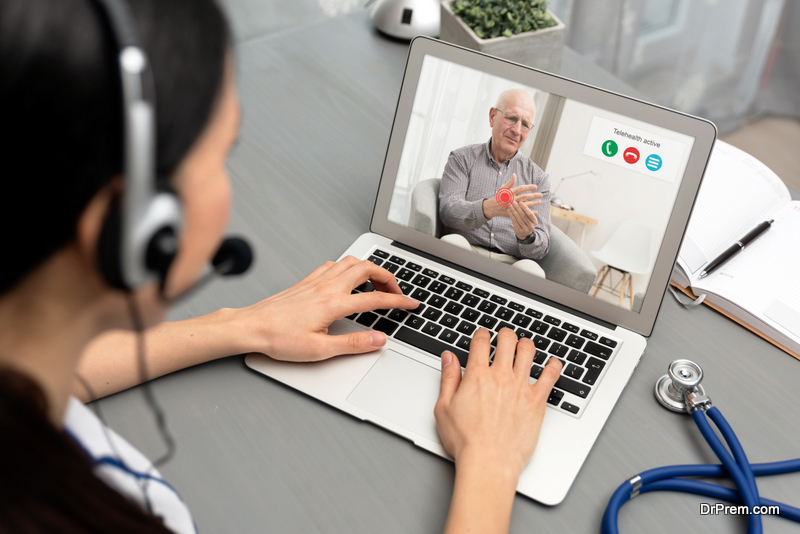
[618,273,628,307]
[628,275,634,310]
[593,266,610,297]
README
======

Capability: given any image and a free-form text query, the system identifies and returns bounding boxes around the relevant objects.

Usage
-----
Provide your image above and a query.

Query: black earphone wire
[74,291,177,516]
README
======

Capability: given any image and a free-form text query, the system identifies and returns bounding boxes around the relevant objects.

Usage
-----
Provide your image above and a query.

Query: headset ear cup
[98,196,128,291]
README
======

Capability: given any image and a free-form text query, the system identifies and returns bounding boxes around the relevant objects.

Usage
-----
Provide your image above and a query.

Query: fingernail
[409,298,420,306]
[442,351,453,367]
[371,332,386,347]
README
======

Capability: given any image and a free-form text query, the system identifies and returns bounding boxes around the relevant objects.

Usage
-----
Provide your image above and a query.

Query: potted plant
[440,0,566,73]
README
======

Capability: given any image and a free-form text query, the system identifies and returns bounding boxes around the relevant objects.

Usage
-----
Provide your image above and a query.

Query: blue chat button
[645,154,662,171]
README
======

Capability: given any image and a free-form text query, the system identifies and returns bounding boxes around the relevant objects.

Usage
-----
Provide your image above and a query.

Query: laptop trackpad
[347,350,442,444]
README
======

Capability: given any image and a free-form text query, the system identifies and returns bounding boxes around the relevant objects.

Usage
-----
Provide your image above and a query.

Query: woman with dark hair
[0,0,561,532]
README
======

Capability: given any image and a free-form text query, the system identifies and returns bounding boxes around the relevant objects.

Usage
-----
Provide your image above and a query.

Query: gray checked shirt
[438,140,551,260]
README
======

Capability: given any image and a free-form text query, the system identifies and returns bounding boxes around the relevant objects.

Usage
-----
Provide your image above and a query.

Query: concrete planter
[440,1,565,73]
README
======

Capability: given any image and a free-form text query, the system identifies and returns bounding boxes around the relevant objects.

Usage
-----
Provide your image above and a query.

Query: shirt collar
[485,138,519,166]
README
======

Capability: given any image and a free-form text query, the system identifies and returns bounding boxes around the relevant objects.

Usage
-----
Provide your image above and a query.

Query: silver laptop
[246,36,716,505]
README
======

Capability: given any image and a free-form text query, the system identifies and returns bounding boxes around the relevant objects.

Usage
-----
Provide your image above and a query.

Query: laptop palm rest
[347,350,442,444]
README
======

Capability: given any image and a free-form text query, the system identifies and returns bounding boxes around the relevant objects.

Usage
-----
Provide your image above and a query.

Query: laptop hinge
[391,240,617,331]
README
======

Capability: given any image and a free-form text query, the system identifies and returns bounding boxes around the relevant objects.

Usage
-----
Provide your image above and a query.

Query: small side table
[550,206,598,248]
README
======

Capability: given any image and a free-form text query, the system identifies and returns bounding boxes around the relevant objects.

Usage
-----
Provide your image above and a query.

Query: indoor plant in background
[440,0,566,73]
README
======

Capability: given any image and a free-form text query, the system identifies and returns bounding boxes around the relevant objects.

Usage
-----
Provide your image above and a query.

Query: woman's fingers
[514,337,536,380]
[492,327,518,368]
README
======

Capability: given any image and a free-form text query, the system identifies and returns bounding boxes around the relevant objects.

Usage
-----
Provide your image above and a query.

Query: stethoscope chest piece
[654,359,706,413]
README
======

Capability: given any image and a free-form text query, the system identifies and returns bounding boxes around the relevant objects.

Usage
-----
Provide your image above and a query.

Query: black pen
[699,219,774,279]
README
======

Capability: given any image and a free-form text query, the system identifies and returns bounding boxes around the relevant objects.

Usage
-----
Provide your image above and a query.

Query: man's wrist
[516,232,536,245]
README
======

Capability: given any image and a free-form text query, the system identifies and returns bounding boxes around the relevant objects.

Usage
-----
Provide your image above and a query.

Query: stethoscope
[602,359,800,534]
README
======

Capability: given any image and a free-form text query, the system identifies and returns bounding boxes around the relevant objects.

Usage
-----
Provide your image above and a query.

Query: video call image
[387,55,695,311]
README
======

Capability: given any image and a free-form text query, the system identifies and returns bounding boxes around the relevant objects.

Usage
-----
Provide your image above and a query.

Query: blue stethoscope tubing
[602,405,800,534]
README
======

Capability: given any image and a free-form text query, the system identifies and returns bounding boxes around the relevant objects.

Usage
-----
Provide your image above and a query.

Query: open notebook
[672,140,800,358]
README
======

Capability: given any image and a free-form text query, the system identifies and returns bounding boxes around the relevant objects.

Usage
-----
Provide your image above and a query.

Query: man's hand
[238,256,419,362]
[509,199,539,241]
[481,173,543,220]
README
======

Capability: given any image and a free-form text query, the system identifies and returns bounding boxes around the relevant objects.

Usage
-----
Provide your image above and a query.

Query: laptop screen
[372,38,716,335]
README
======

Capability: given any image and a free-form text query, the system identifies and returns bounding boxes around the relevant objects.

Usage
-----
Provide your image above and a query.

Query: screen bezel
[370,37,717,337]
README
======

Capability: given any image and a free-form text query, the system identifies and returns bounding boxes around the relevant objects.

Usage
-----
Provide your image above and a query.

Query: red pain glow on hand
[496,188,514,207]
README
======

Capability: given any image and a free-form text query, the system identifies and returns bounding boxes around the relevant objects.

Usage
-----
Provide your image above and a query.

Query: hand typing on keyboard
[434,327,562,533]
[238,256,418,361]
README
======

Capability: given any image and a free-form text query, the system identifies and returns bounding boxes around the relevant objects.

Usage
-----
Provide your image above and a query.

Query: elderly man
[438,88,551,277]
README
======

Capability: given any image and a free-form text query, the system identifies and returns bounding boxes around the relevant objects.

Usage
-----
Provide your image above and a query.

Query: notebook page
[680,141,790,276]
[693,202,800,343]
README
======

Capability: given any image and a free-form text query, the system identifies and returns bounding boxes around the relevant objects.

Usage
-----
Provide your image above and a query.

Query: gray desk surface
[95,10,800,534]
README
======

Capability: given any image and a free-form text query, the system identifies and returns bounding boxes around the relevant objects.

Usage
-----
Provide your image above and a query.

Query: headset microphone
[160,236,253,304]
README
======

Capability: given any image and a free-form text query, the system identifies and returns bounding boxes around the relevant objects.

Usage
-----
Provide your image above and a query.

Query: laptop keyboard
[347,248,621,417]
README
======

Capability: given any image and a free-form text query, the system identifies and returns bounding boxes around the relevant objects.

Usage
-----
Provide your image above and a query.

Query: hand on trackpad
[346,349,442,444]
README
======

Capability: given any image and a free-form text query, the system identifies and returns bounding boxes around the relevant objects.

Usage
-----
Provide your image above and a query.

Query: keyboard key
[373,249,389,258]
[428,295,446,309]
[456,281,472,291]
[389,255,406,265]
[422,322,442,337]
[456,321,477,336]
[384,263,399,274]
[561,402,580,414]
[555,376,590,398]
[586,357,606,372]
[438,328,459,344]
[356,281,374,292]
[490,295,507,305]
[543,315,561,326]
[565,334,585,350]
[406,262,422,272]
[346,313,357,321]
[508,302,525,312]
[495,307,514,321]
[422,308,443,321]
[530,365,543,379]
[374,309,390,316]
[567,350,587,365]
[395,327,467,366]
[367,255,383,266]
[473,288,490,298]
[562,322,580,333]
[547,389,565,405]
[495,322,515,333]
[511,313,532,328]
[428,281,447,294]
[423,268,439,278]
[398,282,413,295]
[583,367,602,386]
[533,335,550,351]
[411,274,431,288]
[439,275,456,285]
[548,343,568,357]
[356,312,378,327]
[439,314,459,329]
[397,268,415,281]
[461,294,480,307]
[531,320,549,334]
[478,301,497,314]
[460,308,480,323]
[517,329,534,340]
[456,336,472,351]
[404,315,424,330]
[410,288,431,302]
[444,287,464,300]
[525,308,544,319]
[409,304,425,315]
[388,310,408,322]
[373,318,399,336]
[580,329,599,341]
[490,334,498,347]
[585,341,612,360]
[564,364,584,380]
[533,351,547,364]
[546,327,567,342]
[478,315,498,329]
[444,301,464,315]
[599,337,618,348]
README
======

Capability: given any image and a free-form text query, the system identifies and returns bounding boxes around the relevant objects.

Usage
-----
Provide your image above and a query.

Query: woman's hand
[434,327,562,534]
[237,256,419,362]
